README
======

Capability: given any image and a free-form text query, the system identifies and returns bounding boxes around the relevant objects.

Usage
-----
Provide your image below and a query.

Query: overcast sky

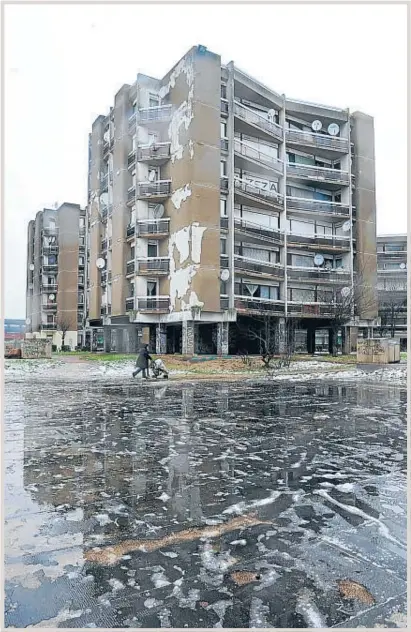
[4,2,407,319]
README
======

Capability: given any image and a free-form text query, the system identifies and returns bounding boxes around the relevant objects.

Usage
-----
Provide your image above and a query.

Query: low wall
[357,338,400,364]
[21,339,52,359]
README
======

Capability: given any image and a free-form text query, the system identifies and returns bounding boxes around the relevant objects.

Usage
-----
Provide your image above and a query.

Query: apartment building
[86,45,378,355]
[26,203,86,349]
[376,234,407,348]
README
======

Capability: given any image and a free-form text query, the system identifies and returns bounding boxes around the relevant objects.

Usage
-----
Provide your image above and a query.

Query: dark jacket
[136,347,152,369]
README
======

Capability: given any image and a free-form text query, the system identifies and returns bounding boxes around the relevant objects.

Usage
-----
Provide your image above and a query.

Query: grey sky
[5,3,407,318]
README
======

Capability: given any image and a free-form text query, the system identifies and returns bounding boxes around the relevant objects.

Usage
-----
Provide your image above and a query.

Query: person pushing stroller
[150,357,169,379]
[132,344,152,379]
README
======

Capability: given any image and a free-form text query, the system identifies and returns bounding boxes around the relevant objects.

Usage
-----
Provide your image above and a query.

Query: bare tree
[56,316,72,350]
[239,307,298,368]
[378,280,407,338]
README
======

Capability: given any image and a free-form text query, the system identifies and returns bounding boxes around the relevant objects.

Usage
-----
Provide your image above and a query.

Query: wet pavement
[4,370,407,628]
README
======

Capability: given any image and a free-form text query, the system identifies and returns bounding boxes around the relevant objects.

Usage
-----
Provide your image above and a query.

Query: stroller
[150,358,169,379]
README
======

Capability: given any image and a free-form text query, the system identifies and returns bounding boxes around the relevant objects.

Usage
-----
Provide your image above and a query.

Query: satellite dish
[99,192,108,206]
[313,254,324,266]
[49,294,55,301]
[341,287,351,297]
[148,170,157,182]
[25,318,31,325]
[221,269,230,282]
[96,258,106,269]
[312,120,322,132]
[342,220,351,232]
[328,123,340,136]
[267,109,276,121]
[153,204,164,219]
[29,263,35,271]
[400,262,406,269]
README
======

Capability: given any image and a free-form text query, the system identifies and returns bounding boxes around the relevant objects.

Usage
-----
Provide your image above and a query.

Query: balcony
[137,258,170,276]
[138,297,170,313]
[377,249,407,258]
[234,217,284,246]
[42,246,58,256]
[43,303,57,312]
[138,105,173,124]
[220,296,230,310]
[287,266,351,284]
[286,128,349,154]
[40,323,57,330]
[128,112,137,132]
[287,233,351,253]
[137,218,170,238]
[220,255,229,269]
[221,138,229,152]
[286,196,350,219]
[235,296,285,315]
[377,267,407,275]
[42,263,58,273]
[100,206,108,221]
[221,99,229,115]
[220,216,229,230]
[220,177,229,193]
[102,138,114,156]
[126,261,135,276]
[101,239,108,253]
[234,139,283,175]
[235,255,284,280]
[137,142,171,164]
[234,101,283,142]
[234,177,284,212]
[287,163,349,187]
[42,227,58,236]
[126,297,135,311]
[287,302,338,317]
[127,151,136,168]
[136,180,171,201]
[42,283,58,292]
[127,187,136,204]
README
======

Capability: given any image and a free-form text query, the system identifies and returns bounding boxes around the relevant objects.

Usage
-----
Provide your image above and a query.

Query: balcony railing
[377,267,407,274]
[127,187,136,203]
[137,258,170,275]
[235,296,285,314]
[235,255,284,279]
[128,152,136,168]
[377,250,407,257]
[287,163,349,185]
[286,128,349,153]
[234,177,284,209]
[234,139,283,174]
[43,303,57,311]
[42,283,58,292]
[42,264,58,272]
[42,246,58,255]
[126,297,135,311]
[40,323,57,330]
[235,217,284,246]
[126,224,136,239]
[234,101,283,141]
[286,196,350,218]
[287,266,351,283]
[220,255,229,268]
[220,296,230,310]
[138,297,170,312]
[220,216,229,230]
[221,99,229,115]
[287,302,338,317]
[42,227,58,236]
[220,177,229,192]
[137,143,171,162]
[287,233,351,250]
[101,240,108,252]
[137,180,171,199]
[126,261,135,276]
[137,218,170,237]
[138,105,173,124]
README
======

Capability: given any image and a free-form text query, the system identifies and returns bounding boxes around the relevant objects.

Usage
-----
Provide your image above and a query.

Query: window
[220,199,227,217]
[47,315,54,324]
[147,242,158,258]
[220,121,227,139]
[386,244,405,252]
[220,161,227,177]
[220,280,227,295]
[220,239,227,255]
[335,259,343,268]
[79,237,85,246]
[147,281,157,296]
[79,217,85,229]
[260,285,279,300]
[130,246,135,260]
[221,84,227,100]
[149,94,159,108]
[79,256,85,266]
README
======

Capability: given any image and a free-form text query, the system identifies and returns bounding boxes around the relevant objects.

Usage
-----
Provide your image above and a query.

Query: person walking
[132,344,152,379]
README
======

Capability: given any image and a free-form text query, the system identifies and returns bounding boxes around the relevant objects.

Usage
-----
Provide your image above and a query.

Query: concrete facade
[26,203,86,350]
[85,45,378,355]
[375,234,407,347]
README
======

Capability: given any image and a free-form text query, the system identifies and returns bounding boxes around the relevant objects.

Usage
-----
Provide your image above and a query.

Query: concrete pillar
[182,320,195,355]
[277,318,286,354]
[111,328,117,352]
[217,322,229,356]
[328,329,335,355]
[104,326,111,352]
[342,326,358,354]
[307,327,316,355]
[156,324,167,354]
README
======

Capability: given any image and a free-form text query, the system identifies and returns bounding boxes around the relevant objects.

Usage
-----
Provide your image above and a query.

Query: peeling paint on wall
[158,56,194,100]
[189,140,194,160]
[174,226,190,264]
[168,90,194,163]
[171,185,192,210]
[191,223,207,264]
[168,222,207,312]
[181,291,205,312]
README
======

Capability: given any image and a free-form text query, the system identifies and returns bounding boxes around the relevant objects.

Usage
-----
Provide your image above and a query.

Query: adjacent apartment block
[26,203,86,350]
[86,45,378,355]
[376,234,407,348]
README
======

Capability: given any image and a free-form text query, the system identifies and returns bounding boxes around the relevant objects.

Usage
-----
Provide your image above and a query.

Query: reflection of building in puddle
[181,387,194,418]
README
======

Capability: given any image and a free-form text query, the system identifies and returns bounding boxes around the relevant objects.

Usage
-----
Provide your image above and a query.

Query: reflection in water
[5,379,406,628]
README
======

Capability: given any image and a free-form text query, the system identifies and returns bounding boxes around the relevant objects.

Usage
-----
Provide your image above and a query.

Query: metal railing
[42,246,59,255]
[42,283,58,291]
[126,261,135,276]
[126,224,136,238]
[286,128,349,152]
[137,180,171,198]
[234,177,284,208]
[287,266,351,283]
[235,217,284,245]
[138,143,171,162]
[127,187,136,203]
[42,227,58,236]
[138,104,173,123]
[377,249,407,256]
[286,196,350,217]
[42,264,58,272]
[137,219,170,237]
[234,139,283,173]
[287,163,349,184]
[287,233,351,250]
[220,296,230,310]
[287,302,338,316]
[234,101,283,140]
[235,296,285,314]
[220,256,229,268]
[40,323,57,330]
[235,255,284,278]
[138,297,170,312]
[125,297,135,311]
[378,268,407,274]
[43,303,57,311]
[137,258,170,275]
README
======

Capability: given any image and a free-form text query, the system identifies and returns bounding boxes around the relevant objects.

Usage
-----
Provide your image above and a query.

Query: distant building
[25,203,86,350]
[4,318,26,341]
[376,234,407,349]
